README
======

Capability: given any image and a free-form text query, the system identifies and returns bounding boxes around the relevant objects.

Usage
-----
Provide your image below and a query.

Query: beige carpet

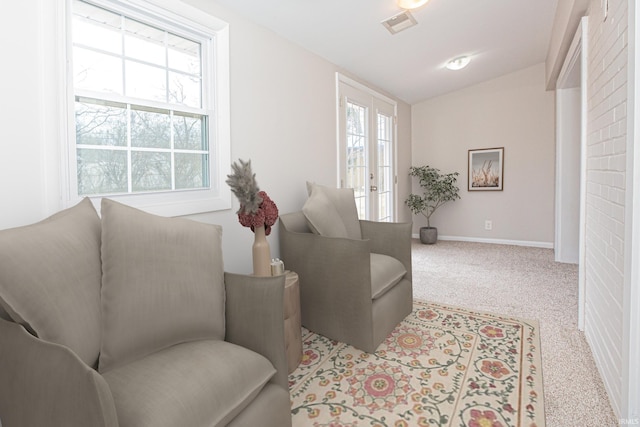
[411,240,617,427]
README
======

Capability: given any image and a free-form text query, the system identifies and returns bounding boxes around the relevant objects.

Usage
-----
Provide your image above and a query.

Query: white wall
[183,0,414,272]
[410,63,556,245]
[584,0,629,417]
[0,0,412,274]
[0,1,51,226]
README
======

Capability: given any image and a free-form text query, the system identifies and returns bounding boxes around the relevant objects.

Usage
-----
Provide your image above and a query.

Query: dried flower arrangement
[226,159,278,235]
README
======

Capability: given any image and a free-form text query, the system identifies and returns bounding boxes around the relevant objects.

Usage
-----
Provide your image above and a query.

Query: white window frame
[62,0,231,217]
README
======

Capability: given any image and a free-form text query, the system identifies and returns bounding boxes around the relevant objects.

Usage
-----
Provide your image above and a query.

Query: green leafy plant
[405,165,460,228]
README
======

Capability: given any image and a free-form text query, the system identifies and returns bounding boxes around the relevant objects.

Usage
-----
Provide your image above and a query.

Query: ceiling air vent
[381,11,417,35]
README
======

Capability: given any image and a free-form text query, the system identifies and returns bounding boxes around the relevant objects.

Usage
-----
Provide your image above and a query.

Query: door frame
[336,73,398,221]
[623,0,640,418]
[555,17,588,330]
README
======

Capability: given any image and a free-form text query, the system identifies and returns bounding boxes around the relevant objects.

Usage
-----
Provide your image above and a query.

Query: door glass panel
[346,100,367,219]
[377,112,393,222]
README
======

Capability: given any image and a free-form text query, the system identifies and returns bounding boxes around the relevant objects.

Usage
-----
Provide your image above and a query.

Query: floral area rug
[289,300,545,427]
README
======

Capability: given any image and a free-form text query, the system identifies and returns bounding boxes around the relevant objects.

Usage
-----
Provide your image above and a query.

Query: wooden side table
[283,271,302,373]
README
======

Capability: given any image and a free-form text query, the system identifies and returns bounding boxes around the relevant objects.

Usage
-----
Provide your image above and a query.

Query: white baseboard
[411,234,554,249]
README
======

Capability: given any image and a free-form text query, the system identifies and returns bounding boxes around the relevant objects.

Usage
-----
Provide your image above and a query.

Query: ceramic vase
[252,225,271,276]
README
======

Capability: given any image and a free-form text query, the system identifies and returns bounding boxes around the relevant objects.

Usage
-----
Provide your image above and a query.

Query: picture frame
[468,147,504,191]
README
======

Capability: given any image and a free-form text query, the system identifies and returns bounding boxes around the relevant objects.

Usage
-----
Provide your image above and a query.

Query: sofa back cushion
[0,198,102,367]
[303,183,362,240]
[99,199,225,372]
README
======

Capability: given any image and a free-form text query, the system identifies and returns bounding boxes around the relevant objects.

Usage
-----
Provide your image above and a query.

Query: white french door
[338,77,397,222]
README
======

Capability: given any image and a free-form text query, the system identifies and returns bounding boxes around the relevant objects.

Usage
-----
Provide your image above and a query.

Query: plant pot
[419,227,438,244]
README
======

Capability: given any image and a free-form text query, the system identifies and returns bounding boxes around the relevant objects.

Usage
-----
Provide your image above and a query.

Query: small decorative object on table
[270,258,285,276]
[226,159,279,276]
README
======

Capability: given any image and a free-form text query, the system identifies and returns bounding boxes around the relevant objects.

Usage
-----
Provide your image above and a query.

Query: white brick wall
[585,0,628,416]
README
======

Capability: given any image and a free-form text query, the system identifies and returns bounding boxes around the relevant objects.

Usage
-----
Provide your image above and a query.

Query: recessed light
[397,0,429,10]
[446,56,471,70]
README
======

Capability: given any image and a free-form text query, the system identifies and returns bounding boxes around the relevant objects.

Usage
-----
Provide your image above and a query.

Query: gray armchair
[278,184,412,353]
[0,198,292,427]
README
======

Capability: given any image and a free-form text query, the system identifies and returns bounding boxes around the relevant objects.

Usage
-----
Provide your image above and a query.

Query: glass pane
[168,34,201,74]
[77,148,128,195]
[346,140,365,187]
[174,113,206,150]
[125,60,166,102]
[131,151,171,192]
[74,47,123,94]
[175,153,208,189]
[346,101,367,219]
[74,0,121,29]
[378,165,392,222]
[124,18,166,67]
[75,99,127,146]
[130,107,170,149]
[169,72,201,107]
[72,17,121,55]
[377,112,393,222]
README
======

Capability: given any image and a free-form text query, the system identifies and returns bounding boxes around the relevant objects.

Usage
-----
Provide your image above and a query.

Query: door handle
[370,186,378,192]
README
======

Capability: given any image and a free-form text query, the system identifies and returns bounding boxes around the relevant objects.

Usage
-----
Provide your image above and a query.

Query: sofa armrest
[360,220,412,282]
[0,319,118,427]
[224,273,288,390]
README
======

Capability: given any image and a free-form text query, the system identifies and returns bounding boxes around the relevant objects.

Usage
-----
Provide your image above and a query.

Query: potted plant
[405,165,460,244]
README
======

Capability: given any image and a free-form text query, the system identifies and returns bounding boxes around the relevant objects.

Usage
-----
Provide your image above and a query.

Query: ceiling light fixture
[446,56,471,70]
[397,0,429,10]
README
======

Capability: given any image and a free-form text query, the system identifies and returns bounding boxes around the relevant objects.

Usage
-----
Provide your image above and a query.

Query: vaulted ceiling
[213,0,559,104]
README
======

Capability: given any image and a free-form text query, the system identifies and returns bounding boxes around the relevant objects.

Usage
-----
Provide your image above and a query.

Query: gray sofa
[279,183,413,353]
[0,198,292,427]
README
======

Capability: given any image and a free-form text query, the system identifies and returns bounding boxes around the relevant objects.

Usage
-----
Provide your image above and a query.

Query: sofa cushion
[99,199,225,372]
[0,304,10,321]
[302,186,348,238]
[0,198,102,367]
[226,383,292,427]
[103,340,276,427]
[303,182,362,240]
[370,253,407,300]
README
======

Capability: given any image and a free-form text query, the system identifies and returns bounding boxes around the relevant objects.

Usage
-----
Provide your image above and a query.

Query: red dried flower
[237,190,279,235]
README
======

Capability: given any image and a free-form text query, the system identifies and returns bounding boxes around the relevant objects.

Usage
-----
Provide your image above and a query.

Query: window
[66,0,230,216]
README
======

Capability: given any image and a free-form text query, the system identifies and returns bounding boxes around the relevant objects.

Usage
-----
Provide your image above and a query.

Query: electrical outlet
[485,220,493,231]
